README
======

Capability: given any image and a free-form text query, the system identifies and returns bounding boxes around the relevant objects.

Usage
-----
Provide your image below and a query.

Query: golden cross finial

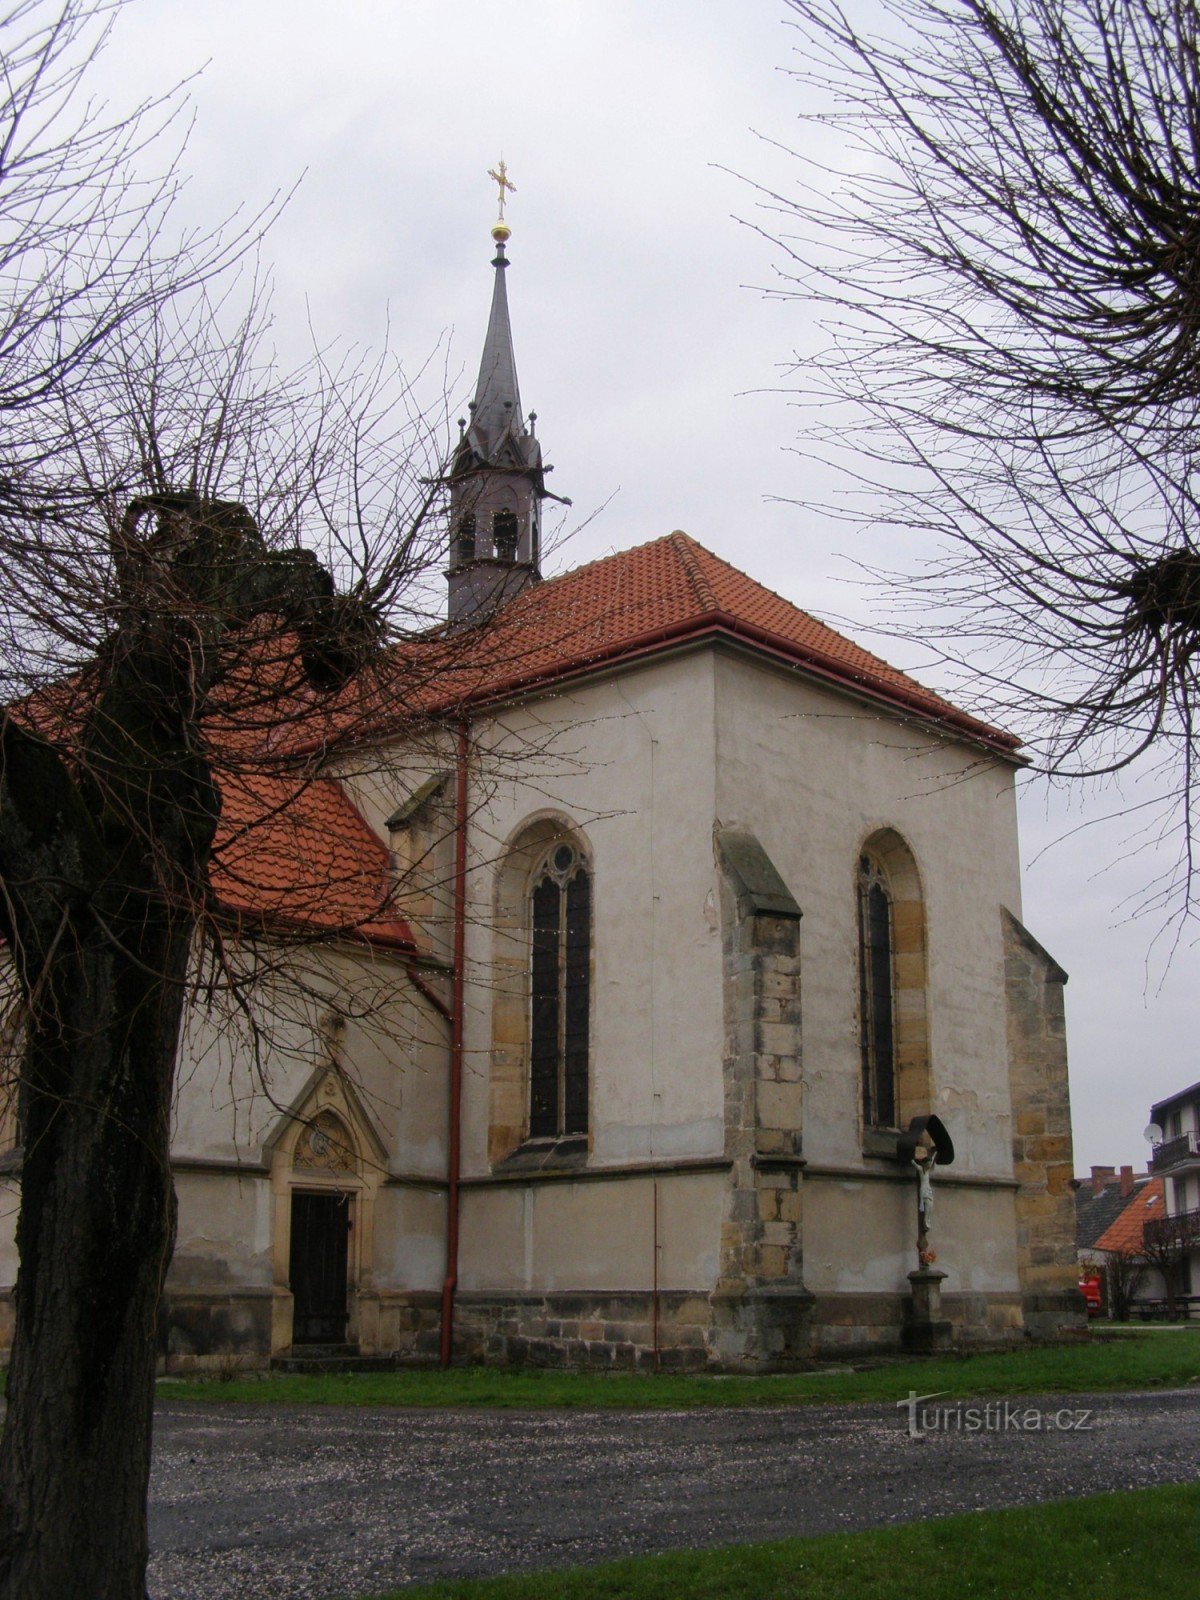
[488,158,517,222]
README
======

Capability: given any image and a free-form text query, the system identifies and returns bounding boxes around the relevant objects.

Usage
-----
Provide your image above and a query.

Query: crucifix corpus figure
[912,1129,938,1267]
[489,158,516,222]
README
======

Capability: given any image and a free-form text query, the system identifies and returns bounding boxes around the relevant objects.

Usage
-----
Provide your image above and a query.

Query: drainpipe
[439,721,470,1367]
[652,1179,661,1372]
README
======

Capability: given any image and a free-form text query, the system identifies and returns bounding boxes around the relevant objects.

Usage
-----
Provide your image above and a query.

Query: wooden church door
[289,1191,351,1345]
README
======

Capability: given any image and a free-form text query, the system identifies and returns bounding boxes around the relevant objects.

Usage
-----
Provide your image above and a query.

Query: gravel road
[147,1387,1200,1599]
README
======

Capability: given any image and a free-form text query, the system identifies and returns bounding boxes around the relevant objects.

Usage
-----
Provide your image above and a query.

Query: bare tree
[1098,1248,1146,1322]
[0,6,466,1596]
[1139,1207,1200,1318]
[765,0,1200,925]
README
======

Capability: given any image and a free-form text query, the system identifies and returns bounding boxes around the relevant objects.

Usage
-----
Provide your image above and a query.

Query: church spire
[469,233,522,457]
[446,164,562,626]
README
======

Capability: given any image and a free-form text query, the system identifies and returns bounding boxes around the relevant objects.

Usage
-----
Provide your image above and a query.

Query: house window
[529,842,590,1138]
[858,853,896,1129]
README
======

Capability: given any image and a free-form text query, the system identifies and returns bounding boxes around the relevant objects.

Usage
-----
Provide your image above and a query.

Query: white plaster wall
[802,1176,1020,1295]
[168,1171,274,1291]
[171,944,447,1177]
[165,941,448,1297]
[713,649,1023,1179]
[459,1171,725,1293]
[457,652,726,1176]
[373,1185,447,1292]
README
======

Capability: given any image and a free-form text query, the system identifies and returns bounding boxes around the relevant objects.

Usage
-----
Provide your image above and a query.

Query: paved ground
[148,1388,1200,1599]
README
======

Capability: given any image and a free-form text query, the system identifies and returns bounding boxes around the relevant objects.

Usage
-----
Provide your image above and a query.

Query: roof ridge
[688,536,842,633]
[668,529,719,611]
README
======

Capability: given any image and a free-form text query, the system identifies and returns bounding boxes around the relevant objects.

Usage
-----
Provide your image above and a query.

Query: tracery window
[529,842,591,1138]
[858,853,897,1129]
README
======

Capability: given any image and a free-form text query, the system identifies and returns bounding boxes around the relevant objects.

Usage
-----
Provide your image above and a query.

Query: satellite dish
[1144,1123,1164,1147]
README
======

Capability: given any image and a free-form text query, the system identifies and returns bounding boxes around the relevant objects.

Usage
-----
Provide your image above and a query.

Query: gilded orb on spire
[488,157,516,242]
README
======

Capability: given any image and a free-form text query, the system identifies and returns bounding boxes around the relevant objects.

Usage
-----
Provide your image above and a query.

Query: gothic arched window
[493,509,519,562]
[529,841,591,1138]
[455,513,477,565]
[858,852,896,1129]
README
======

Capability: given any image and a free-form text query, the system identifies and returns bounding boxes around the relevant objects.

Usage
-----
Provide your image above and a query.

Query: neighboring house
[1147,1083,1200,1315]
[0,220,1084,1370]
[1075,1165,1147,1264]
[1075,1165,1153,1318]
[1090,1176,1168,1316]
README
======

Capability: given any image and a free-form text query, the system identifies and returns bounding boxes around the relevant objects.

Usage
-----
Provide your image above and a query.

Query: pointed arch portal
[265,1066,388,1353]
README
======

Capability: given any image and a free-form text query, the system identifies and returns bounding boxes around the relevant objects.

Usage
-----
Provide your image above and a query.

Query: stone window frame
[488,813,594,1167]
[856,828,931,1148]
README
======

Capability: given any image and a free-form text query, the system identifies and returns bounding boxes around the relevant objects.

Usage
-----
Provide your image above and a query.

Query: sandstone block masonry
[710,828,813,1368]
[1003,909,1085,1338]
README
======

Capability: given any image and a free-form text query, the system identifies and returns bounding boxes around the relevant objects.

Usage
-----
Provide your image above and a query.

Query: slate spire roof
[457,237,541,475]
[471,239,522,450]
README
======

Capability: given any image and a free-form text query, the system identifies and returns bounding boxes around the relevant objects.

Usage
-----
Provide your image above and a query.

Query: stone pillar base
[903,1268,952,1354]
[709,1283,815,1370]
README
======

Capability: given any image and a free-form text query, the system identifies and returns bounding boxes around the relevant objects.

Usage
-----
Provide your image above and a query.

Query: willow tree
[770,0,1200,925]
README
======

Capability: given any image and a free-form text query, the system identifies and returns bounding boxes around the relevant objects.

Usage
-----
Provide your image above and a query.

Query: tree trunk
[0,665,216,1598]
[0,898,192,1600]
[0,500,358,1596]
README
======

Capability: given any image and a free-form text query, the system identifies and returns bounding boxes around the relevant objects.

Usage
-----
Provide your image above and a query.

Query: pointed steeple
[469,236,523,458]
[447,168,565,626]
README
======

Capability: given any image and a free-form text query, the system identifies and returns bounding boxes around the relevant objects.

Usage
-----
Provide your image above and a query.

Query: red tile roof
[210,768,413,951]
[324,532,1019,756]
[13,532,1011,954]
[1094,1179,1166,1255]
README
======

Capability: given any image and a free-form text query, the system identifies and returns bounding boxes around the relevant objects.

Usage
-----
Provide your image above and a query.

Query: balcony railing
[1149,1131,1200,1172]
[1143,1206,1200,1250]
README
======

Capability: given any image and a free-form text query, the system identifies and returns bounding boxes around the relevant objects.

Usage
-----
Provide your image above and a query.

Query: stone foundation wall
[158,1290,274,1374]
[3,1277,1030,1375]
[453,1290,713,1370]
[808,1290,1024,1357]
[451,1283,1025,1369]
[360,1289,443,1362]
[152,1287,445,1371]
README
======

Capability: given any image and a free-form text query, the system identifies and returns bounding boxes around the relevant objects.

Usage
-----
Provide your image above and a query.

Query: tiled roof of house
[1075,1177,1145,1252]
[210,769,413,951]
[323,532,1021,757]
[1093,1179,1166,1255]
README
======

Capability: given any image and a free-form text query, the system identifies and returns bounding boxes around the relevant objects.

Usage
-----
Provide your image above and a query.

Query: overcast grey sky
[91,0,1199,1170]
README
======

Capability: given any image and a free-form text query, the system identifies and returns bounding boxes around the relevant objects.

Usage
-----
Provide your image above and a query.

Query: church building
[0,209,1083,1370]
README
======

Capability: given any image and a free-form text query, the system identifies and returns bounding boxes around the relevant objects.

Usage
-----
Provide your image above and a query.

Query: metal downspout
[439,721,470,1366]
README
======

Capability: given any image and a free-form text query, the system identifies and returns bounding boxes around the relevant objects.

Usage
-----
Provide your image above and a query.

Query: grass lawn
[358,1482,1200,1599]
[163,1326,1200,1409]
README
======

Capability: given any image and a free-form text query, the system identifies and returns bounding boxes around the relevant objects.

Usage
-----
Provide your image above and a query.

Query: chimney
[1090,1164,1116,1196]
[1120,1164,1134,1196]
